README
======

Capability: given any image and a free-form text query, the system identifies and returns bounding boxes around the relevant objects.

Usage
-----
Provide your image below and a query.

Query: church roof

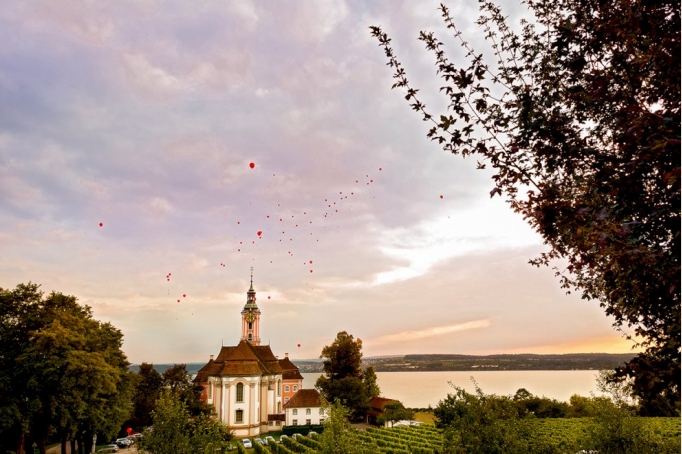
[194,340,283,382]
[279,356,304,380]
[284,389,326,409]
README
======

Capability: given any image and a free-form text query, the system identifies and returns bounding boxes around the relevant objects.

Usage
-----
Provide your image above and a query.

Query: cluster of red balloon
[228,165,388,276]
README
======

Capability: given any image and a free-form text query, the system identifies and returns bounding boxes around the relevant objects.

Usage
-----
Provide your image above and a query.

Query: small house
[283,389,327,427]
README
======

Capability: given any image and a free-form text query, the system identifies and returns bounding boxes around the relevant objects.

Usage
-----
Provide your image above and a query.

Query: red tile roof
[193,340,283,382]
[369,396,398,411]
[279,357,304,380]
[283,389,326,409]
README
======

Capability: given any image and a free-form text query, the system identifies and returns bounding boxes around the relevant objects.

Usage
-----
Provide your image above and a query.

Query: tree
[130,363,163,428]
[377,401,414,427]
[371,0,680,413]
[318,401,373,454]
[434,381,558,453]
[319,331,363,380]
[0,283,134,454]
[138,389,232,454]
[315,332,373,421]
[362,366,381,399]
[162,364,210,417]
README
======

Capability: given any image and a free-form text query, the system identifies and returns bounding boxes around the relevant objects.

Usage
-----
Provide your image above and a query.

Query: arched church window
[236,382,244,402]
[236,409,243,423]
[277,379,281,396]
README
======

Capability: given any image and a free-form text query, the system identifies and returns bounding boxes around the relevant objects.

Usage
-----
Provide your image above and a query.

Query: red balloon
[297,343,301,347]
[126,428,132,434]
[309,269,313,273]
[268,296,271,299]
[249,162,255,169]
[440,195,444,199]
[257,231,262,236]
[177,299,180,303]
[183,294,186,297]
[98,222,103,227]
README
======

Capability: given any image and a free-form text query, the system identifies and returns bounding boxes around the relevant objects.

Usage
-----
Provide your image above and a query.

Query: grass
[413,412,437,425]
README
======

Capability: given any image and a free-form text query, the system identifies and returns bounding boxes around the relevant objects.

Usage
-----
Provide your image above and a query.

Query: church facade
[194,274,299,437]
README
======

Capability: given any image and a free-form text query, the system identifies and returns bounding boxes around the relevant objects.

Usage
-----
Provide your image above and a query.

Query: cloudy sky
[0,0,638,364]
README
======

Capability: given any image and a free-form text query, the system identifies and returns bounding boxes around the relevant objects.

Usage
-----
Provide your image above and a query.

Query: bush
[436,381,561,453]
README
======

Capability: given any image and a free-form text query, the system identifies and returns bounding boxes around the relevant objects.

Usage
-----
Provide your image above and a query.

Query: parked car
[241,439,253,449]
[115,438,132,448]
[265,436,276,445]
[97,445,119,453]
[254,437,265,445]
[279,435,289,443]
[307,431,318,437]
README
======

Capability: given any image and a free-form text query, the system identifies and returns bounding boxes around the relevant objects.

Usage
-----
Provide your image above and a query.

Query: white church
[193,273,312,438]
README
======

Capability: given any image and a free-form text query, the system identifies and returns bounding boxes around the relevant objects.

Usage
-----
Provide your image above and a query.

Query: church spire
[241,267,261,345]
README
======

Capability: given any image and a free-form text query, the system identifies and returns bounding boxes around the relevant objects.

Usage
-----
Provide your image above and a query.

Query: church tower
[241,268,261,345]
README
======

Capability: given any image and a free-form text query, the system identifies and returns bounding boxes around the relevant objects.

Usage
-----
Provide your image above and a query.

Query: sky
[0,0,639,365]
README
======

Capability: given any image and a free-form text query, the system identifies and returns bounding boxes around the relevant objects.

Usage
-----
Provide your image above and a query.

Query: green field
[233,417,680,453]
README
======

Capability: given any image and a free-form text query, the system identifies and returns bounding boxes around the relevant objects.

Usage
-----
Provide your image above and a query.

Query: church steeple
[241,267,261,345]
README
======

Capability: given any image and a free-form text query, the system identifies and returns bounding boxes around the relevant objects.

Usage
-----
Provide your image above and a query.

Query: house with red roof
[279,353,304,405]
[283,388,327,427]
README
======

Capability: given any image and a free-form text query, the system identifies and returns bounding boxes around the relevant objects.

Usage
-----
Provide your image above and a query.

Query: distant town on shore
[132,352,637,375]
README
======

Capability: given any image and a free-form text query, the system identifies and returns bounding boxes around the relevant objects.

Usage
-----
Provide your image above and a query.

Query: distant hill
[129,353,636,375]
[364,353,637,372]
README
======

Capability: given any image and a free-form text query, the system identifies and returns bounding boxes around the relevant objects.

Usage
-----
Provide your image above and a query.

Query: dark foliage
[315,332,375,421]
[371,0,680,414]
[0,283,133,454]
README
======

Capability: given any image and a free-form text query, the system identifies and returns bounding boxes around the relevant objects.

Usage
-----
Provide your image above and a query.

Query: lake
[302,370,605,408]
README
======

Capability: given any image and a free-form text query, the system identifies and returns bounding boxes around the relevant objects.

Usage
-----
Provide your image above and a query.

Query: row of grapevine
[235,417,681,453]
[281,436,316,453]
[367,426,442,452]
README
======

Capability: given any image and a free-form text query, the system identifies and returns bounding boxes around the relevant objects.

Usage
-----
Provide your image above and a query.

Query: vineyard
[235,425,442,454]
[231,417,681,454]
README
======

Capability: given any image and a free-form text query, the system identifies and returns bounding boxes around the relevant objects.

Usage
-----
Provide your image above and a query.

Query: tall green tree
[315,332,375,421]
[371,0,680,413]
[137,389,232,454]
[0,283,134,454]
[362,366,381,399]
[162,363,210,417]
[130,363,163,428]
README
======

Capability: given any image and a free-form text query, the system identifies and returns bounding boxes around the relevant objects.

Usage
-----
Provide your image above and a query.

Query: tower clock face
[245,312,255,323]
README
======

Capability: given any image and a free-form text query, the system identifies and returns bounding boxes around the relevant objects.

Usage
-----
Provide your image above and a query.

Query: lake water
[302,370,605,408]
